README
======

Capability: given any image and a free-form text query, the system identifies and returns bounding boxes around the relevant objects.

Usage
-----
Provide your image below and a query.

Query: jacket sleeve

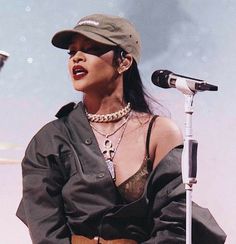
[143,147,227,244]
[16,129,71,244]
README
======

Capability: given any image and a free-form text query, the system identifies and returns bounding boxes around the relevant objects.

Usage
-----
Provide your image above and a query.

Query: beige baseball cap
[51,14,141,63]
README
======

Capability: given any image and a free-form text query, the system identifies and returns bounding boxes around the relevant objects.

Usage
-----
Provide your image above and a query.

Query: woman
[17,14,226,244]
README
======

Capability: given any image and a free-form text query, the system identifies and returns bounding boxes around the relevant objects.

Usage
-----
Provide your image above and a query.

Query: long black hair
[123,61,154,114]
[114,47,155,114]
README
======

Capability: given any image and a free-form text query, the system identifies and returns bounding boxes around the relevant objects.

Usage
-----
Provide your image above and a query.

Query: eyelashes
[67,50,76,57]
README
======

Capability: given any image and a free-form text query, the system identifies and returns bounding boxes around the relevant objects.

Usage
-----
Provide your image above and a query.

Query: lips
[72,65,88,80]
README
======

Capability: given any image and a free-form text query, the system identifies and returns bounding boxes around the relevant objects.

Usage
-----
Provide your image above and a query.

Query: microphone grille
[151,69,172,88]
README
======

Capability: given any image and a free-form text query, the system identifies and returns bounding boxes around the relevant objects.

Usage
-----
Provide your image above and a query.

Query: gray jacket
[16,102,226,244]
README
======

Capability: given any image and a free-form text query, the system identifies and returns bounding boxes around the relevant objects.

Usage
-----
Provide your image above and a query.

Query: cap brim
[52,29,117,49]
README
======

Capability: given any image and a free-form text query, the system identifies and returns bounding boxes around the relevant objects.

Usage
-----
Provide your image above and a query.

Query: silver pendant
[106,159,116,180]
[102,139,116,180]
[103,139,115,158]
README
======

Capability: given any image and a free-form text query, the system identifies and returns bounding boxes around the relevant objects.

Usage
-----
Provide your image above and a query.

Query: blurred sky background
[0,0,235,243]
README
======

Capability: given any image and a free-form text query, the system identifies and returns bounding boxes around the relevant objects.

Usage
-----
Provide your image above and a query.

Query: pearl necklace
[86,103,131,123]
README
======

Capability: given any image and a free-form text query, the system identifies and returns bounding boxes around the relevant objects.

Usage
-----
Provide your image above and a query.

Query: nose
[72,51,86,63]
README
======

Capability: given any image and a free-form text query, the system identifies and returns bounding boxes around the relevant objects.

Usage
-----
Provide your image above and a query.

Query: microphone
[0,50,10,70]
[151,69,218,95]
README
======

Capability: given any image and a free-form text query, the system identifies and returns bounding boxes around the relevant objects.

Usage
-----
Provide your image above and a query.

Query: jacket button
[84,138,92,145]
[97,172,105,178]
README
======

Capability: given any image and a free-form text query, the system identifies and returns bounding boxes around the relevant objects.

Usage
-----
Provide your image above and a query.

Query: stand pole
[182,94,198,244]
[186,184,193,244]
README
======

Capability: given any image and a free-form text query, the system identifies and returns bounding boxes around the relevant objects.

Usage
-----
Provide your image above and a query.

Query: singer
[16,14,226,244]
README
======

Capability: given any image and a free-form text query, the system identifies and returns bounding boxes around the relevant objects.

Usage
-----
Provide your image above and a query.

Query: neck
[83,72,125,113]
[83,94,125,116]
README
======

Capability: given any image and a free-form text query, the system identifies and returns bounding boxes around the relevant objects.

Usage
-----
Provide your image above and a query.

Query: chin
[72,80,85,91]
[73,83,91,93]
[73,85,85,92]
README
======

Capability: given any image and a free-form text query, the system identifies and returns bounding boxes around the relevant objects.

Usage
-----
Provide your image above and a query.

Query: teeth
[76,71,85,75]
[74,70,80,74]
[73,68,86,75]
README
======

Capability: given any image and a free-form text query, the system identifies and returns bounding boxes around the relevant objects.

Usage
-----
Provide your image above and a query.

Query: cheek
[94,53,116,76]
[68,59,73,75]
[68,60,77,82]
[101,51,115,65]
[94,62,116,82]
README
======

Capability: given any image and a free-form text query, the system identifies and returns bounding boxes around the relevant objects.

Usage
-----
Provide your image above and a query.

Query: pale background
[0,0,235,243]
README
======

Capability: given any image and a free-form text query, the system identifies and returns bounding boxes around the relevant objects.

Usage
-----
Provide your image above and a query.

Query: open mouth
[72,65,88,80]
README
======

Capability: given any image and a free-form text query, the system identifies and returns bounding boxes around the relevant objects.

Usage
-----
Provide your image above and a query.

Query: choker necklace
[86,102,131,123]
[91,114,131,181]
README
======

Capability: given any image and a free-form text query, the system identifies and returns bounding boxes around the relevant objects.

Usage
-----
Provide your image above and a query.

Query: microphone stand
[182,93,198,244]
[151,70,218,244]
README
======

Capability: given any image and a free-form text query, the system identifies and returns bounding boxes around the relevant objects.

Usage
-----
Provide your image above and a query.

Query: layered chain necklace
[88,104,131,181]
[86,102,131,123]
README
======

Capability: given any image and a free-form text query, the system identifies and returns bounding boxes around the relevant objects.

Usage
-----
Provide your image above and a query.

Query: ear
[117,54,133,74]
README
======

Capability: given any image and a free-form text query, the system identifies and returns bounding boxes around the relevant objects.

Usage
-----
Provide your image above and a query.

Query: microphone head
[151,69,172,88]
[0,50,9,60]
[0,50,9,70]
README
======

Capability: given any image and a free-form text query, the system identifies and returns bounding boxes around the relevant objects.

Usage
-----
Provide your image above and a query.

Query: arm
[16,132,71,244]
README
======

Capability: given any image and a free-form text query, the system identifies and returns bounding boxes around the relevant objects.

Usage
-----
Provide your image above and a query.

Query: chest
[93,121,156,186]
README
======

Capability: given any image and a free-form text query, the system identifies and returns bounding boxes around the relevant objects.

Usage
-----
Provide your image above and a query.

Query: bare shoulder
[151,116,183,167]
[154,116,183,142]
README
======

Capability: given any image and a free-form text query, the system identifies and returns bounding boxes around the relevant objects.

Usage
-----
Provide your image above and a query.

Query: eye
[67,50,76,57]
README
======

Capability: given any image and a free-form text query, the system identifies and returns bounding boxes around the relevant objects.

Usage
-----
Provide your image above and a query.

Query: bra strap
[145,115,158,172]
